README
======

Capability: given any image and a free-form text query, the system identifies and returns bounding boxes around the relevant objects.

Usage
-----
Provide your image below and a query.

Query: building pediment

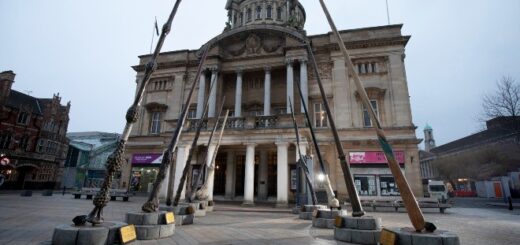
[216,30,287,59]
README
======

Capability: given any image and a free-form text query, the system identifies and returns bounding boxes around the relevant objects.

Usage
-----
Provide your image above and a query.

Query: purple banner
[349,151,405,165]
[132,153,163,165]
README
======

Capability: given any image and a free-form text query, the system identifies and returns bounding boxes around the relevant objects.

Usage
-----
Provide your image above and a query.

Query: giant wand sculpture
[142,63,215,212]
[289,98,318,206]
[85,0,184,224]
[318,0,430,231]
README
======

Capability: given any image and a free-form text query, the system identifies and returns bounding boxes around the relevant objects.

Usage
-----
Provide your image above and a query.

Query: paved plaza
[0,193,519,244]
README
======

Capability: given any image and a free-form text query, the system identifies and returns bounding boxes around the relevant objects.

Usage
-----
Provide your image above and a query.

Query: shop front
[349,151,405,197]
[130,153,163,193]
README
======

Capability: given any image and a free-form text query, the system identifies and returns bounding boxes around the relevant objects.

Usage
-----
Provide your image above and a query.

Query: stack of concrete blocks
[52,221,127,245]
[125,211,175,240]
[299,205,327,220]
[160,205,195,226]
[383,227,460,245]
[334,215,382,245]
[312,209,347,228]
[206,200,214,212]
[182,200,208,216]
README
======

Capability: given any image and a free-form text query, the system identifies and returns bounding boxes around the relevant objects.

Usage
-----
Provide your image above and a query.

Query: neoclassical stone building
[122,0,422,205]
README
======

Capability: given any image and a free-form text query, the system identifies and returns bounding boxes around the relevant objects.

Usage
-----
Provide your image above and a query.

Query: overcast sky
[1,0,519,147]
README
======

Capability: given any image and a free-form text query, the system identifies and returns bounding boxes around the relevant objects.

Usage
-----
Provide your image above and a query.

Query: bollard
[508,196,513,211]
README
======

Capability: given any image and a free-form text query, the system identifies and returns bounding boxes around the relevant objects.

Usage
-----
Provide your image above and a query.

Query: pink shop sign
[349,151,405,165]
[132,153,163,165]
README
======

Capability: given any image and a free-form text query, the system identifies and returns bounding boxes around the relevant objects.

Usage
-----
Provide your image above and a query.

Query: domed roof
[424,123,433,131]
[224,0,306,30]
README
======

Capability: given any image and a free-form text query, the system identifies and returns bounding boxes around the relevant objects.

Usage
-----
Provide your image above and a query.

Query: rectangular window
[150,112,162,134]
[17,112,29,125]
[380,176,400,196]
[276,7,282,20]
[187,109,197,119]
[362,100,378,127]
[354,175,377,196]
[37,139,44,152]
[314,103,328,128]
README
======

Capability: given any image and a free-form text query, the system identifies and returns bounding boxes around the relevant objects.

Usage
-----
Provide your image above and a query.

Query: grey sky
[1,0,519,147]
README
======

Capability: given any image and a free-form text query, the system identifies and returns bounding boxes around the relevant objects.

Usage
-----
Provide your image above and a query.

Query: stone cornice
[315,36,411,53]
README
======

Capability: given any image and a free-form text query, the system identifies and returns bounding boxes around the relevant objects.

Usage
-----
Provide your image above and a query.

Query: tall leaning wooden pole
[318,0,426,231]
[85,0,183,224]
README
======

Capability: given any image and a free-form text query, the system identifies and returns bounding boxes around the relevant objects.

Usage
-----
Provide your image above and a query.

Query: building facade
[63,132,121,189]
[0,70,70,190]
[122,0,422,205]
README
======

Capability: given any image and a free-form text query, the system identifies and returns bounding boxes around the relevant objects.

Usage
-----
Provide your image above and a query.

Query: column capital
[285,58,294,66]
[244,142,257,147]
[236,68,243,75]
[275,141,289,147]
[264,66,271,73]
[299,58,308,64]
[294,140,308,147]
[209,65,220,73]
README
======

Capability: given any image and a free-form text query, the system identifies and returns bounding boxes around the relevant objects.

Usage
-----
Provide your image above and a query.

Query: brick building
[0,70,71,190]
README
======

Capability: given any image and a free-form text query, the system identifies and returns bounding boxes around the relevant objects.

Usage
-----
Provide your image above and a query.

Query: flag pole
[385,0,391,25]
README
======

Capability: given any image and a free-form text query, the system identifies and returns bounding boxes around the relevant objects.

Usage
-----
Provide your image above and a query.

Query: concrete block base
[384,227,460,245]
[159,205,194,226]
[338,215,382,230]
[334,228,381,245]
[292,207,301,214]
[125,211,175,240]
[312,218,336,229]
[299,212,313,220]
[52,221,126,245]
[134,224,175,240]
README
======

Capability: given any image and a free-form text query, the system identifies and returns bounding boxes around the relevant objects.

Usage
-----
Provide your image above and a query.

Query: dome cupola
[224,0,306,30]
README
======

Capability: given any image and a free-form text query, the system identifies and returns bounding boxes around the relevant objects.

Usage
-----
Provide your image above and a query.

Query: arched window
[247,8,252,22]
[256,6,262,19]
[239,13,243,25]
[266,5,272,19]
[276,7,282,20]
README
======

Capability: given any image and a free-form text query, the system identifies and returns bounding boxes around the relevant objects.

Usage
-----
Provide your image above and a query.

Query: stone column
[258,150,268,200]
[295,141,307,161]
[225,151,235,199]
[300,59,308,113]
[264,66,271,116]
[158,163,169,199]
[235,70,243,117]
[286,59,294,113]
[208,67,219,117]
[206,144,217,201]
[173,144,191,201]
[276,141,289,207]
[243,143,256,206]
[243,7,246,25]
[196,71,206,118]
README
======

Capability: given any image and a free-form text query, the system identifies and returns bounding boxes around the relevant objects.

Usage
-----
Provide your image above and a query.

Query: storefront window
[380,176,400,196]
[354,175,377,196]
[131,167,158,192]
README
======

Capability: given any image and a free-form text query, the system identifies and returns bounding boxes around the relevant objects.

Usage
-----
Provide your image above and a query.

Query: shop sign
[131,153,163,165]
[349,151,405,165]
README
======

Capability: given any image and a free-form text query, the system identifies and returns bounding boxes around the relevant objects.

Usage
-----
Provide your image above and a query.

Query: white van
[428,180,448,202]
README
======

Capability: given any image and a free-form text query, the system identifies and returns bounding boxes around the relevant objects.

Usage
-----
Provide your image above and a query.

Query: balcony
[184,113,307,132]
